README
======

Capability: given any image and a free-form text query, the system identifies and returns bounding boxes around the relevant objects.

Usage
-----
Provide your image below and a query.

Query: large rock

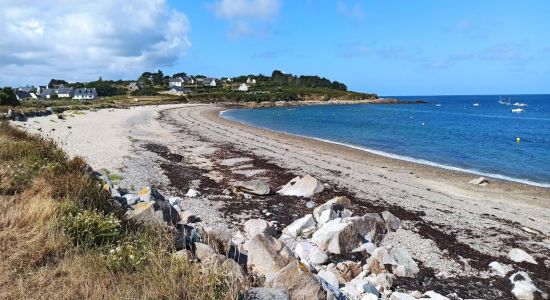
[137,186,166,202]
[194,242,217,261]
[242,288,290,300]
[317,269,340,288]
[125,200,179,225]
[469,176,489,186]
[285,214,317,237]
[123,193,140,206]
[311,214,385,254]
[381,211,401,232]
[313,196,353,225]
[489,261,513,277]
[232,180,272,196]
[186,188,200,198]
[390,247,419,277]
[244,218,274,239]
[247,234,296,279]
[268,261,327,300]
[278,175,324,198]
[509,271,540,300]
[508,248,537,264]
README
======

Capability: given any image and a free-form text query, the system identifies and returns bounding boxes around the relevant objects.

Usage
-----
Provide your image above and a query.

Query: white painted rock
[285,214,317,237]
[508,248,537,264]
[278,174,324,198]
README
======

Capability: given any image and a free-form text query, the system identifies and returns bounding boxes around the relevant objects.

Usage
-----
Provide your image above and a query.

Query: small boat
[513,102,528,107]
[435,104,442,107]
[511,108,525,113]
[473,103,480,107]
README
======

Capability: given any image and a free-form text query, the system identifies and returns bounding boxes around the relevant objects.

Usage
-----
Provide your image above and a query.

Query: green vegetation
[0,122,243,299]
[0,87,20,107]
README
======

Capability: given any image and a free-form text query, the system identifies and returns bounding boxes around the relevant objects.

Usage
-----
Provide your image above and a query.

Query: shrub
[103,237,149,271]
[60,205,122,248]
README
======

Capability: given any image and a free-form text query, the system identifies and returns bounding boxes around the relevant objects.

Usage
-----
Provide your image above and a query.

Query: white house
[73,88,98,100]
[169,77,184,87]
[202,78,217,87]
[128,82,139,91]
[56,86,74,98]
[237,83,249,92]
[246,77,256,84]
[169,86,191,95]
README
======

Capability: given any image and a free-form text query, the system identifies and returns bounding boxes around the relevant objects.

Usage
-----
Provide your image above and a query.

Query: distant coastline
[222,98,427,108]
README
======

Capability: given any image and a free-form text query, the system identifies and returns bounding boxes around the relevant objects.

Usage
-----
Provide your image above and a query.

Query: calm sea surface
[222,95,550,187]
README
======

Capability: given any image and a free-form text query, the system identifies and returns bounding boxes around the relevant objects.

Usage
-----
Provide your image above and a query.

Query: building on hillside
[39,85,74,99]
[169,86,191,95]
[15,90,32,101]
[169,77,184,87]
[56,85,74,98]
[246,77,256,84]
[183,76,195,84]
[73,88,98,100]
[17,86,35,93]
[237,83,249,92]
[128,82,139,91]
[36,85,47,95]
[202,78,217,87]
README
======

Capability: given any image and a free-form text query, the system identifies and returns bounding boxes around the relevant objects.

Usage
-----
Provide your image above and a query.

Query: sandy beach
[14,103,550,296]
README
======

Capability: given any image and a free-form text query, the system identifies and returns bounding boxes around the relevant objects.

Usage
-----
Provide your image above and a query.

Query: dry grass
[0,121,243,299]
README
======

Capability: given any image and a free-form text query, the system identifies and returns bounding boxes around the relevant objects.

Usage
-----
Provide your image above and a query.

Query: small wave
[221,110,550,188]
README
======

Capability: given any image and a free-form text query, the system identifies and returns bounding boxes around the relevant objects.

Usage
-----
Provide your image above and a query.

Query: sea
[221,95,550,188]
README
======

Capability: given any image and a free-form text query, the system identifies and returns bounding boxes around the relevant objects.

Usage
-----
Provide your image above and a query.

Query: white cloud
[0,0,191,86]
[211,0,281,38]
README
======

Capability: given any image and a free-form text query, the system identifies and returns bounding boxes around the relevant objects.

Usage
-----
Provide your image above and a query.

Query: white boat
[513,102,528,107]
[435,104,442,107]
[498,97,511,105]
[511,108,525,113]
[473,103,480,107]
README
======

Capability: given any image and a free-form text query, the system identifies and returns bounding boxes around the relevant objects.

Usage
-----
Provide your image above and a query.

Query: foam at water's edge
[221,110,550,188]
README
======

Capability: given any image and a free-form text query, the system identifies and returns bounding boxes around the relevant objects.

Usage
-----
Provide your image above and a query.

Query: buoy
[516,137,521,143]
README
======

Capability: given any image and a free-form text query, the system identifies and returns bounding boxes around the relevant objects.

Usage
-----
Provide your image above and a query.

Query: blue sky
[1,0,549,95]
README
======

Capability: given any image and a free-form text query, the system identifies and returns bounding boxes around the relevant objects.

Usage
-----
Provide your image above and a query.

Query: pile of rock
[4,107,54,122]
[236,195,437,300]
[93,172,546,300]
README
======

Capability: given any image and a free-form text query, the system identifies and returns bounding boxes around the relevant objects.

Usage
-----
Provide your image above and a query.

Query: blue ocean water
[222,95,550,187]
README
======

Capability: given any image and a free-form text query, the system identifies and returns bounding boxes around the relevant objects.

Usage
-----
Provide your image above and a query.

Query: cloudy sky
[1,0,549,95]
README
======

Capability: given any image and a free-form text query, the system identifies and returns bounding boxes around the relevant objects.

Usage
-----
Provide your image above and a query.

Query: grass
[0,121,244,299]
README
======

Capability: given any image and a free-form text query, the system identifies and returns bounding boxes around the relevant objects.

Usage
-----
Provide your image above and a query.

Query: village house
[36,85,47,95]
[246,77,257,84]
[17,85,35,93]
[128,82,139,91]
[15,90,32,101]
[169,77,184,87]
[202,78,217,87]
[169,86,191,96]
[56,86,75,98]
[237,83,249,92]
[73,88,98,100]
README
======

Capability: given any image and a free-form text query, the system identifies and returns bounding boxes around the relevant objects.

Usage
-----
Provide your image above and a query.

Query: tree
[48,79,68,88]
[172,72,188,78]
[0,88,20,106]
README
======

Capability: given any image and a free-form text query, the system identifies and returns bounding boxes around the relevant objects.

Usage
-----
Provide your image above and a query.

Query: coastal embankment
[12,104,550,299]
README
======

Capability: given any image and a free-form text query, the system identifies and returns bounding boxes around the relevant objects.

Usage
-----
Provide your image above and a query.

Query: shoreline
[12,104,550,296]
[220,108,550,189]
[222,98,427,108]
